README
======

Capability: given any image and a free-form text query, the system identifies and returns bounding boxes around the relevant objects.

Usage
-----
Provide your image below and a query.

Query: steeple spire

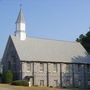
[15,7,26,40]
[16,8,25,23]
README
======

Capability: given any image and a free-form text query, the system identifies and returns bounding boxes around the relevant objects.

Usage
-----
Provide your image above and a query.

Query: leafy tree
[76,31,90,54]
[3,70,13,83]
[76,34,85,42]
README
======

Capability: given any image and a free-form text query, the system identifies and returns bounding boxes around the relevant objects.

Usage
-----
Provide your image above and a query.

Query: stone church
[2,8,90,88]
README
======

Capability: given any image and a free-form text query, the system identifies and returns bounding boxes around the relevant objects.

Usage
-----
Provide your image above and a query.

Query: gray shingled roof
[16,8,25,23]
[11,36,90,63]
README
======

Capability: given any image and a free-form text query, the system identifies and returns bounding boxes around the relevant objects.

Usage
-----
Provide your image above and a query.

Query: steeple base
[15,31,26,41]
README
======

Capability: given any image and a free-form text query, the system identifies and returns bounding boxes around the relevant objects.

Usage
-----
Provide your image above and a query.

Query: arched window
[8,61,11,70]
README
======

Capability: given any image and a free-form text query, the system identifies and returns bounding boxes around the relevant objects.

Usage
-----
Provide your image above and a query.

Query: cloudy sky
[0,0,90,57]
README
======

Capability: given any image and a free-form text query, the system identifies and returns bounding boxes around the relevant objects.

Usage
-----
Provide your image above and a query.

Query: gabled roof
[16,8,25,23]
[10,35,90,63]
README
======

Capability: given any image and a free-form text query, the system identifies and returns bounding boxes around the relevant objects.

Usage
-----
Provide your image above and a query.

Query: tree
[76,31,90,54]
[3,70,13,83]
[76,34,85,42]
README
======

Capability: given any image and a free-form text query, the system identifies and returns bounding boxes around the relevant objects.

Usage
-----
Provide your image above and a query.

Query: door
[40,80,44,86]
[29,78,33,87]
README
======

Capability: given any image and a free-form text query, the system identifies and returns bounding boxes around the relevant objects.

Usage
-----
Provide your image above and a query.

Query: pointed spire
[15,7,26,40]
[16,8,25,23]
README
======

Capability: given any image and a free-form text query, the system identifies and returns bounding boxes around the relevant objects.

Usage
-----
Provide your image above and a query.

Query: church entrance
[24,76,33,86]
[29,77,33,87]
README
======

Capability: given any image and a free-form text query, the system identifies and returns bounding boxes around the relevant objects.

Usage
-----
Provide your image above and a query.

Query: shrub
[11,80,29,86]
[3,70,13,83]
[49,86,53,88]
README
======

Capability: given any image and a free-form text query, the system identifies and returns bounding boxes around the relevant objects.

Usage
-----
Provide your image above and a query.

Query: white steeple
[15,8,26,40]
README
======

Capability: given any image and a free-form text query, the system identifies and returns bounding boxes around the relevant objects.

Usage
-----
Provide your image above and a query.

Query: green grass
[0,84,89,90]
[0,84,58,90]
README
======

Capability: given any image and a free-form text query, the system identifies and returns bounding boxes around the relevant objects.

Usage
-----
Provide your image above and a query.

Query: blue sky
[0,0,90,57]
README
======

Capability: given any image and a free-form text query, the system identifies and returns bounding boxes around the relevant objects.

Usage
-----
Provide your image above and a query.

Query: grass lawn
[0,84,89,90]
[0,84,59,90]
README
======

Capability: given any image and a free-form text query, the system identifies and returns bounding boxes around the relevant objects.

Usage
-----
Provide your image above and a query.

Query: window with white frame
[53,63,58,72]
[40,63,44,72]
[65,64,70,73]
[27,63,31,71]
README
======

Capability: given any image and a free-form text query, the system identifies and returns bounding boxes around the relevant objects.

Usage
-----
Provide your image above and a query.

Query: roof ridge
[11,35,79,43]
[26,36,78,43]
